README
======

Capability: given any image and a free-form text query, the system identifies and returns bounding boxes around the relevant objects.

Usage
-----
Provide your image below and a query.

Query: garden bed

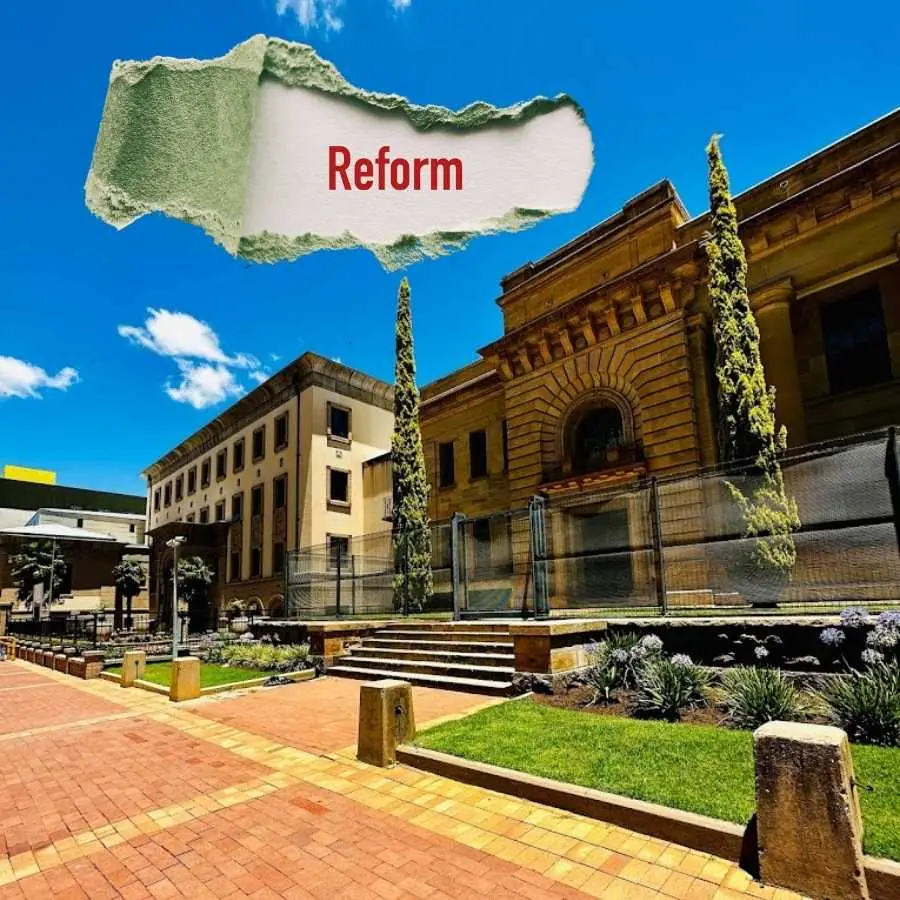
[415,698,900,862]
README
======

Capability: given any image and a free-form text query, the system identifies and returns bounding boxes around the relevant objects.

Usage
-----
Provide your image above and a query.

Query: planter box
[53,653,68,673]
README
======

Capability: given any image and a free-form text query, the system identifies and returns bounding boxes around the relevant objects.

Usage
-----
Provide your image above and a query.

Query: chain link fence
[284,427,900,619]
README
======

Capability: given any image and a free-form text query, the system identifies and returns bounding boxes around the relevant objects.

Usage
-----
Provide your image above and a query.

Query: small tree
[112,558,146,630]
[9,541,67,604]
[704,135,800,593]
[177,556,214,612]
[391,277,433,613]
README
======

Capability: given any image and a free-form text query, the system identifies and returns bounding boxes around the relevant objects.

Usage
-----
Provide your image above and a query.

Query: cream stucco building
[143,353,393,627]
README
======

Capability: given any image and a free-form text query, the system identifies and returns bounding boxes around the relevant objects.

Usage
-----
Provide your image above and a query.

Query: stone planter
[229,616,251,635]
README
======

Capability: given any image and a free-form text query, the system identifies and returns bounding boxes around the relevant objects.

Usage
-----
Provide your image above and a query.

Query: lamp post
[165,537,186,660]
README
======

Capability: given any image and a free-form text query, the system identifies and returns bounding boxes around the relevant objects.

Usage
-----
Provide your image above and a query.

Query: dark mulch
[532,683,829,727]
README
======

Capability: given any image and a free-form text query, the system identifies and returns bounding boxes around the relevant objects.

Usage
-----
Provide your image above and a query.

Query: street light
[165,536,186,660]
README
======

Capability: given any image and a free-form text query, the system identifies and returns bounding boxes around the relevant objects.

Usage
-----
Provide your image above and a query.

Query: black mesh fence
[283,427,900,620]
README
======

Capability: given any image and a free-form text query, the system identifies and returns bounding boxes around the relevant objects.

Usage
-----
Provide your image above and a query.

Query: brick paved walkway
[0,661,806,899]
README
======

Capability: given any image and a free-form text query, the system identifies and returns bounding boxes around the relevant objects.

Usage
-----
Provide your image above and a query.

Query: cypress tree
[391,277,434,612]
[705,135,800,582]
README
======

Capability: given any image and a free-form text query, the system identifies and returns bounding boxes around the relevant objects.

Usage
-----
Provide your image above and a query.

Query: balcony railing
[541,443,645,484]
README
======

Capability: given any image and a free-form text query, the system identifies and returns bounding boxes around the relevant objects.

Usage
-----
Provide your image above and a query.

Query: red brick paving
[192,676,497,753]
[0,782,593,900]
[0,717,269,857]
[0,676,124,736]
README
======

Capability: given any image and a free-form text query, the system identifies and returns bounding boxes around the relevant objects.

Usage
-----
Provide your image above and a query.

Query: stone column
[752,279,807,447]
[685,313,718,467]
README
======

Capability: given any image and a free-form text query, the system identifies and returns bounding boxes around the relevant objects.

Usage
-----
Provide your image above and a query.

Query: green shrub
[721,666,804,730]
[817,662,900,747]
[633,659,710,721]
[216,642,310,673]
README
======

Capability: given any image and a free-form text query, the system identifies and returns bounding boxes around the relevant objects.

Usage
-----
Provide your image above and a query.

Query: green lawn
[107,662,271,688]
[416,699,900,862]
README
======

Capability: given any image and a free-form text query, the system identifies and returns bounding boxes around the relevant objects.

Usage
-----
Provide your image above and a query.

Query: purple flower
[861,648,884,667]
[867,624,899,650]
[639,634,664,653]
[819,627,845,647]
[670,654,694,668]
[840,608,870,628]
[754,646,769,660]
[876,611,900,628]
[610,649,629,664]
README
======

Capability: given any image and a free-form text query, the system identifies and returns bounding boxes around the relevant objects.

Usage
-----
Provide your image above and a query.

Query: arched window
[571,406,625,473]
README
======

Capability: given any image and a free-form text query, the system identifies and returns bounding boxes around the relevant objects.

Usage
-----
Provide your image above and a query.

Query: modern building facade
[0,475,149,623]
[143,353,393,626]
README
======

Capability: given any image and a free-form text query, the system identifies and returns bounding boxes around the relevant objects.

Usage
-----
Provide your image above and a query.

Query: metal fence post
[528,496,549,619]
[886,426,900,559]
[335,547,342,619]
[649,477,669,616]
[450,513,464,620]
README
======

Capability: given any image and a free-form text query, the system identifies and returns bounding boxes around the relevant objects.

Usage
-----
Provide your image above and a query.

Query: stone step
[354,646,515,667]
[361,638,514,654]
[373,630,510,644]
[379,621,513,634]
[328,665,513,696]
[341,655,516,681]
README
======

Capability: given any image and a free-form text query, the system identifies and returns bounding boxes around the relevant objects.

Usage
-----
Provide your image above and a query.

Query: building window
[251,484,263,517]
[186,513,195,524]
[273,541,285,575]
[469,429,488,479]
[572,406,625,473]
[153,489,161,512]
[274,412,289,451]
[232,492,244,522]
[327,403,351,441]
[215,500,226,522]
[187,466,197,495]
[76,517,84,529]
[502,420,509,471]
[821,287,893,395]
[129,523,136,534]
[327,468,350,507]
[201,458,211,488]
[438,441,455,488]
[250,547,262,578]
[175,475,184,502]
[233,438,245,473]
[327,534,350,570]
[164,483,172,507]
[252,426,265,462]
[230,551,241,581]
[216,449,227,481]
[274,474,287,509]
[199,507,209,524]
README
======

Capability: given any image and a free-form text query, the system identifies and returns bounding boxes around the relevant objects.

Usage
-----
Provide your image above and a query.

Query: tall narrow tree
[391,278,433,612]
[705,135,800,584]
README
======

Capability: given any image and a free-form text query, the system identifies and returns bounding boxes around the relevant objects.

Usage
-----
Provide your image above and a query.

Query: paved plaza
[0,662,805,899]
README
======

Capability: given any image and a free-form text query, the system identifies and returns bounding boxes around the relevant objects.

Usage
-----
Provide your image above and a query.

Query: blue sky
[2,0,898,497]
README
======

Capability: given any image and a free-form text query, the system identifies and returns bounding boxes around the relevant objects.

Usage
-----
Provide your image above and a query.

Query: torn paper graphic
[85,35,594,270]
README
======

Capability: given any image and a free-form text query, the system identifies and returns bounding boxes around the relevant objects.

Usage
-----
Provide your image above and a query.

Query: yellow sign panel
[1,465,57,485]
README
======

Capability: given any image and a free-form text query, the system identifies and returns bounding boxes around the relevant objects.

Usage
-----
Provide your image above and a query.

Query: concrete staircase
[328,621,516,696]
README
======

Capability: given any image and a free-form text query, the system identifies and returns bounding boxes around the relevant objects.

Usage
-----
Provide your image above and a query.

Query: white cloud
[165,361,245,410]
[118,308,263,409]
[274,0,409,31]
[276,0,344,31]
[0,356,79,400]
[118,308,257,369]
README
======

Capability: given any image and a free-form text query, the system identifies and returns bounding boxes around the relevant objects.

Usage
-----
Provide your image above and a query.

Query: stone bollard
[754,721,869,900]
[121,650,147,687]
[53,653,68,673]
[170,656,201,702]
[357,679,415,767]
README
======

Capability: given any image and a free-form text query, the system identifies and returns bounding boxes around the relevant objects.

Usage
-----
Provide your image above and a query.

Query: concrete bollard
[170,656,201,702]
[121,650,147,687]
[754,721,869,900]
[357,679,415,767]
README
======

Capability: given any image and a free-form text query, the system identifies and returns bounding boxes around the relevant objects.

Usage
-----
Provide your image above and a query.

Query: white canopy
[0,522,119,543]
